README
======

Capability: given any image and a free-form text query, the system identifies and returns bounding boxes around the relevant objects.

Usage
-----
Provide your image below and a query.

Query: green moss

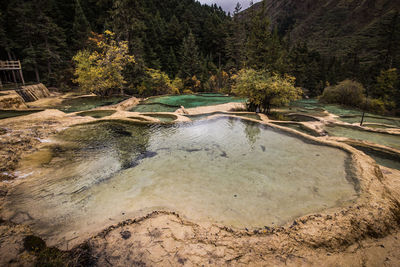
[24,235,46,253]
[35,247,68,267]
[23,235,86,267]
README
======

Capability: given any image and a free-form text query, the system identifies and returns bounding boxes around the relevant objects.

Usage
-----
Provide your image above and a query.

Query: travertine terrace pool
[3,118,358,248]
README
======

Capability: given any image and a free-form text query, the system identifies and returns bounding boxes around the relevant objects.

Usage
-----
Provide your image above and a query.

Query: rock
[0,94,27,109]
[16,83,51,102]
[120,231,132,240]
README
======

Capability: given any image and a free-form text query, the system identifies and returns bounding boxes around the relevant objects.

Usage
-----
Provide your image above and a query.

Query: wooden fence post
[18,61,25,85]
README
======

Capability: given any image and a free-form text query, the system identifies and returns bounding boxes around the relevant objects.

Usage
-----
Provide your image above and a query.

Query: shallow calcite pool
[39,96,128,113]
[131,94,245,112]
[325,125,400,150]
[0,110,43,120]
[3,118,357,248]
[77,110,116,118]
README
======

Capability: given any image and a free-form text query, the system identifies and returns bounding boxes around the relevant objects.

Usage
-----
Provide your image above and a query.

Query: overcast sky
[198,0,262,14]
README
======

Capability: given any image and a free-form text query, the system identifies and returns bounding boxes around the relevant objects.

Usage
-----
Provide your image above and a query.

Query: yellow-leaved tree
[206,70,231,94]
[73,31,135,96]
[232,69,302,114]
[138,68,183,96]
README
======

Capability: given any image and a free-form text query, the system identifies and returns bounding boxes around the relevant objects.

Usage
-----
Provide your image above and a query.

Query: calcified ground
[1,98,400,266]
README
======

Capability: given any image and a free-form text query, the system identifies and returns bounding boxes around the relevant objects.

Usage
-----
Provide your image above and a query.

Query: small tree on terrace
[319,79,366,107]
[206,70,231,93]
[232,69,302,114]
[138,68,182,96]
[73,31,135,96]
[373,68,399,110]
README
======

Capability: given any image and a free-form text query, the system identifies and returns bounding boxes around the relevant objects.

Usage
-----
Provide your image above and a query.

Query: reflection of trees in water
[244,122,261,148]
[57,121,152,170]
[225,118,261,148]
[226,117,236,130]
[106,122,152,169]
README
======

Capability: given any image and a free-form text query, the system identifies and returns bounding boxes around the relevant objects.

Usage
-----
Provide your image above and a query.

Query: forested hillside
[0,0,398,112]
[247,0,400,87]
[0,0,228,89]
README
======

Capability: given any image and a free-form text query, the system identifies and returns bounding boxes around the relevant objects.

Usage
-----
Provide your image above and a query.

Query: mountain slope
[248,0,400,67]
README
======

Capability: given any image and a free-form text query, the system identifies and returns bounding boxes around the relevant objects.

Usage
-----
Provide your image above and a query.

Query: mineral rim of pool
[3,118,358,248]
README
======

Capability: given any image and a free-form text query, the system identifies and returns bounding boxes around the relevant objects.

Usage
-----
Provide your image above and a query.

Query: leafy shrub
[205,70,232,94]
[372,68,399,112]
[139,69,181,96]
[232,69,302,113]
[183,76,201,92]
[320,80,365,107]
[182,89,194,95]
[365,98,386,114]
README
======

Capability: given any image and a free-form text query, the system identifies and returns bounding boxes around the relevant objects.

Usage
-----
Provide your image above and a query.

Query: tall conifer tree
[179,31,201,79]
[72,0,91,50]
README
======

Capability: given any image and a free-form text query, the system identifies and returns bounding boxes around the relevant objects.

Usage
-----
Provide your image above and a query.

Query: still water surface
[3,118,357,248]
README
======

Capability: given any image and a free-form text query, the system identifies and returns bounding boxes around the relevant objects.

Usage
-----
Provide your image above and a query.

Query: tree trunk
[34,67,40,83]
[360,111,365,126]
[29,40,40,83]
[7,51,17,84]
[45,37,52,76]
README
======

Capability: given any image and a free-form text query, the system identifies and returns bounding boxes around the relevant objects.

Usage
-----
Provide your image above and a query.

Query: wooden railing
[0,60,25,87]
[0,60,22,70]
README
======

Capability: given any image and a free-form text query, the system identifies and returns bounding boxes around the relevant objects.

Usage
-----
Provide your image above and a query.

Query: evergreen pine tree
[225,3,246,71]
[36,2,67,84]
[7,1,41,82]
[72,0,91,50]
[0,10,7,56]
[245,1,282,71]
[166,15,184,50]
[166,47,178,77]
[179,31,201,79]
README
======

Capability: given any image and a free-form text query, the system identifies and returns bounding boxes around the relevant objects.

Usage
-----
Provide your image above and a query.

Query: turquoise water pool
[271,122,321,137]
[289,99,400,127]
[325,125,400,150]
[0,110,43,120]
[349,145,400,171]
[131,103,179,113]
[77,110,116,118]
[186,112,261,121]
[339,115,400,127]
[142,114,177,122]
[4,118,356,248]
[41,96,128,113]
[131,94,245,113]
